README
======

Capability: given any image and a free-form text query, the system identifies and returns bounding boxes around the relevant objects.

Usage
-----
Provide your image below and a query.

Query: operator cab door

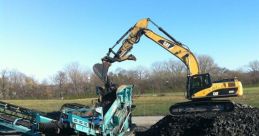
[187,73,212,99]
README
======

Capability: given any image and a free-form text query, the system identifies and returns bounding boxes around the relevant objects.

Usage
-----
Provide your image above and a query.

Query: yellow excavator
[100,18,243,114]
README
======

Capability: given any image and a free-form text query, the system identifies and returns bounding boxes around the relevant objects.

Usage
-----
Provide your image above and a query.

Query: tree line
[0,55,259,99]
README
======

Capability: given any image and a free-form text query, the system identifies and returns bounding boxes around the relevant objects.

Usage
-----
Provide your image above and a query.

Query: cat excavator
[100,18,243,115]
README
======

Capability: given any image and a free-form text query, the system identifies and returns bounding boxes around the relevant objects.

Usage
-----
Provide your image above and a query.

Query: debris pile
[135,103,259,136]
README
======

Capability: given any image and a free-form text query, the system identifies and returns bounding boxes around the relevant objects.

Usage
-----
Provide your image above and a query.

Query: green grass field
[3,87,259,116]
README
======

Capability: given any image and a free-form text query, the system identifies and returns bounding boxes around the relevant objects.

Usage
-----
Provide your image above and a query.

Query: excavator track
[169,100,235,115]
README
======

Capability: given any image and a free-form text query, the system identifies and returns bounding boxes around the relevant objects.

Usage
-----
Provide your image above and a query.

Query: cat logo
[158,40,174,49]
[213,92,219,96]
[163,41,171,48]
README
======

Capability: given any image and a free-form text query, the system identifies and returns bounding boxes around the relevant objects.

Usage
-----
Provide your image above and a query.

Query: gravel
[135,103,259,136]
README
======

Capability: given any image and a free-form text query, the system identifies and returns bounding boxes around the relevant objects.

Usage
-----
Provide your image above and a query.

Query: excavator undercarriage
[169,100,235,115]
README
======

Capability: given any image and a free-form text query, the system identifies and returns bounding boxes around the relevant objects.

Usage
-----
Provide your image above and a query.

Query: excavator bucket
[169,100,235,115]
[93,62,110,83]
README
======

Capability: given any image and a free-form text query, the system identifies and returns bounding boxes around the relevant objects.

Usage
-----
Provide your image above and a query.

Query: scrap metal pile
[135,103,259,136]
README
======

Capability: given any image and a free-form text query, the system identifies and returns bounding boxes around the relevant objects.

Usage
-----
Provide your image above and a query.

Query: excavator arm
[102,18,199,76]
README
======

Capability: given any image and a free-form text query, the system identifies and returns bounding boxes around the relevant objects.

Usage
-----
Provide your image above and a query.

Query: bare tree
[248,60,259,84]
[134,66,149,94]
[198,55,218,74]
[23,76,38,98]
[0,70,10,99]
[65,62,89,95]
[66,63,82,94]
[164,60,186,90]
[8,70,26,98]
[248,60,259,72]
[151,61,167,92]
[54,71,67,99]
[135,66,149,80]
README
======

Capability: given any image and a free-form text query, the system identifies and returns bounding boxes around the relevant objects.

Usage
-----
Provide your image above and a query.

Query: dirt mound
[135,103,259,136]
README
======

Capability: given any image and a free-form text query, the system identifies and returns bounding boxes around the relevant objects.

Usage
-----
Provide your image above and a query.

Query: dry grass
[3,87,259,116]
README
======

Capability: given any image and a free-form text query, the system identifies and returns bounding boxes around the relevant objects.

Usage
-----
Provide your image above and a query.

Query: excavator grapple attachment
[169,100,235,115]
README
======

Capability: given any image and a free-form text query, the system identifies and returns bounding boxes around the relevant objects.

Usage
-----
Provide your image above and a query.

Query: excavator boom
[143,29,199,76]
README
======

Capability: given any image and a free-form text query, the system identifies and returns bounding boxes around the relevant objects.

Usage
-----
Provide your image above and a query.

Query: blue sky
[0,0,259,81]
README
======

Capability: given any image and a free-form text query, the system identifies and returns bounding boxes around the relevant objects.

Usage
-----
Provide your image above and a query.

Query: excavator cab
[187,73,212,99]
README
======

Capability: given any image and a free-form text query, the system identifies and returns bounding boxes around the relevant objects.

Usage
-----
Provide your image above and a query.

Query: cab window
[190,74,212,93]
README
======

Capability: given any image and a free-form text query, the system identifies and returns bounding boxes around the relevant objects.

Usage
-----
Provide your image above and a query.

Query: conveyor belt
[0,101,45,122]
[0,101,49,136]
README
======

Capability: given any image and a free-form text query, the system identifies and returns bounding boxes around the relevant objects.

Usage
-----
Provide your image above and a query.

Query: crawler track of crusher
[169,100,235,115]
